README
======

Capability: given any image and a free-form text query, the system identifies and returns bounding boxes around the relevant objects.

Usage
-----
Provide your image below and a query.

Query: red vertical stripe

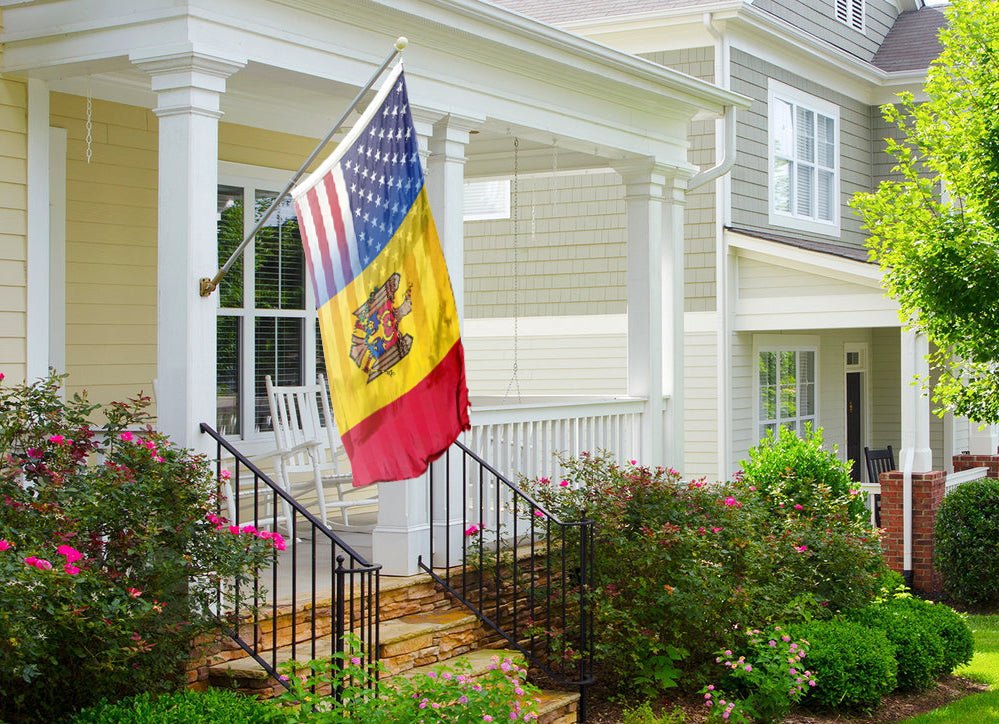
[341,340,471,487]
[305,183,338,300]
[294,197,322,302]
[323,172,354,290]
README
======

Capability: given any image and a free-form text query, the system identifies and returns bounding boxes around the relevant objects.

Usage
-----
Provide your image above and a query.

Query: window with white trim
[768,80,840,235]
[216,180,318,439]
[758,349,817,439]
[835,0,865,33]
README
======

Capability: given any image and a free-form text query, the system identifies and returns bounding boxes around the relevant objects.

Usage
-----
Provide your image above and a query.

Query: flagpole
[200,36,409,297]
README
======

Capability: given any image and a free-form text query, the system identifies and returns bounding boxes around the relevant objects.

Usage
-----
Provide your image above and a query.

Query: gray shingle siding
[730,47,872,251]
[642,47,718,313]
[751,0,897,62]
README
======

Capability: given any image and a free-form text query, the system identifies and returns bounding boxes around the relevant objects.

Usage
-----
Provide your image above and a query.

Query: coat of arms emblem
[350,272,413,382]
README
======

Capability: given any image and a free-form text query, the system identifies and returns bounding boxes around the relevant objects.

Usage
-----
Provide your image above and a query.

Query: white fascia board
[734,308,901,331]
[727,229,885,288]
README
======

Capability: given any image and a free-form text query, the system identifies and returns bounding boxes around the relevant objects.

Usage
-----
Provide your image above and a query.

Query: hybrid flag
[292,63,470,487]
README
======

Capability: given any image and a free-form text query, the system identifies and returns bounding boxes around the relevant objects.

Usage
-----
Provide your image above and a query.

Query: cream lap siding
[731,331,755,469]
[738,257,875,298]
[0,78,26,383]
[730,48,872,247]
[463,321,627,397]
[751,0,898,60]
[51,93,158,408]
[464,171,627,319]
[684,330,719,480]
[643,47,717,314]
[870,326,901,451]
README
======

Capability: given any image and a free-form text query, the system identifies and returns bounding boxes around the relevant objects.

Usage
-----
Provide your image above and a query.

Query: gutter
[689,13,738,191]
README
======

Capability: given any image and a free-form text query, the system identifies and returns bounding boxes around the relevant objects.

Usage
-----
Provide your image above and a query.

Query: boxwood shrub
[72,690,281,723]
[908,599,975,675]
[935,478,999,606]
[790,619,896,711]
[848,597,947,691]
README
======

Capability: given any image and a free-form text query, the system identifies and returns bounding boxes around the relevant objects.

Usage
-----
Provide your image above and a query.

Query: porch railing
[468,396,644,483]
[200,423,381,690]
[420,440,594,720]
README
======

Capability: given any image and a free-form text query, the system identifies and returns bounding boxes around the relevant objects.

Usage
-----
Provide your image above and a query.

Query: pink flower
[228,525,240,535]
[153,456,165,463]
[127,587,143,598]
[538,477,551,485]
[0,372,5,381]
[240,525,257,535]
[748,485,757,491]
[57,545,83,563]
[483,716,494,722]
[745,664,752,672]
[794,503,804,510]
[534,509,544,518]
[724,496,738,507]
[558,479,569,487]
[26,448,42,459]
[23,556,38,566]
[464,523,480,537]
[711,526,723,534]
[220,469,232,480]
[32,558,52,570]
[628,459,637,466]
[256,530,273,540]
[0,540,11,551]
[351,656,361,666]
[272,534,287,551]
[48,435,65,445]
[119,431,134,442]
[794,544,808,552]
[64,564,81,575]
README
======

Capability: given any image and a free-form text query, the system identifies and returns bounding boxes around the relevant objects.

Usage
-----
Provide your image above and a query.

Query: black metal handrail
[200,423,381,692]
[419,439,594,720]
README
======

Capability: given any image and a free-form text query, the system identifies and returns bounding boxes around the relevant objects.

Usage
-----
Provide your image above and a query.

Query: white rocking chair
[265,375,377,529]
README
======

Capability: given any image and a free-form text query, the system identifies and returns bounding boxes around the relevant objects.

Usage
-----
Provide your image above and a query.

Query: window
[217,170,318,439]
[757,348,817,439]
[464,179,510,221]
[835,0,865,32]
[768,80,839,235]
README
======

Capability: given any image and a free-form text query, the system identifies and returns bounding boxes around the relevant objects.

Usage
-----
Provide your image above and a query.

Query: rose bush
[0,374,276,722]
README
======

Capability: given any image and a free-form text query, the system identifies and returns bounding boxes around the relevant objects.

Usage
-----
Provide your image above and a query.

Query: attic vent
[835,0,865,32]
[464,179,511,221]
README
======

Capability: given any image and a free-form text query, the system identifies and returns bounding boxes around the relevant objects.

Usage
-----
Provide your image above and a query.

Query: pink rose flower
[119,431,134,442]
[464,523,480,536]
[559,479,570,487]
[127,587,143,598]
[794,503,804,510]
[57,545,83,563]
[0,540,11,551]
[64,564,81,575]
[48,435,65,445]
[220,469,232,480]
[33,558,52,570]
[794,544,808,552]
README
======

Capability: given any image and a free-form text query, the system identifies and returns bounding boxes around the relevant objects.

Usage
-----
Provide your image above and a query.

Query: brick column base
[879,469,946,595]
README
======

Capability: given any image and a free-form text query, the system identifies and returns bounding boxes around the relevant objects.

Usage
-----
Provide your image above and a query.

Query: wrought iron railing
[200,423,381,691]
[420,439,594,720]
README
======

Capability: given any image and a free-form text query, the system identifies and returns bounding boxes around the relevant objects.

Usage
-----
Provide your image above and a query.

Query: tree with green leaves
[853,0,999,423]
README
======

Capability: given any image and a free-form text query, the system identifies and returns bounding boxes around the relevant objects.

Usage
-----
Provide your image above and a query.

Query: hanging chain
[504,136,522,403]
[85,80,93,164]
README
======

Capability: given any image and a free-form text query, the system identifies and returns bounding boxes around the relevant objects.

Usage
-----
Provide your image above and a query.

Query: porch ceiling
[0,0,748,170]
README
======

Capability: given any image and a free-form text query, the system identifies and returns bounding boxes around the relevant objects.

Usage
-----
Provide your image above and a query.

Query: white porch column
[428,114,479,566]
[132,50,244,450]
[899,328,932,583]
[26,79,50,381]
[617,161,689,469]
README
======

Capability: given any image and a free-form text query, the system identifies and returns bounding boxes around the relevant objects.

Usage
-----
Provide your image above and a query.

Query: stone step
[207,609,484,695]
[394,647,526,680]
[536,689,581,724]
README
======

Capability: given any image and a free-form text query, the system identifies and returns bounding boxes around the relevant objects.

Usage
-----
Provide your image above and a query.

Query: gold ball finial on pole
[395,36,408,51]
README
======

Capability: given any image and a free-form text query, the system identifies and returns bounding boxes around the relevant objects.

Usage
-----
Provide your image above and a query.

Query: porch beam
[132,49,245,450]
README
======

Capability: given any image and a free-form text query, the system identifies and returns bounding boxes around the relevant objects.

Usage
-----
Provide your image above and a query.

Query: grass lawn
[903,614,999,722]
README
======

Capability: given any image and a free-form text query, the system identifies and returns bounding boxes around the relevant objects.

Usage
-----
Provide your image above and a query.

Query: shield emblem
[349,272,413,382]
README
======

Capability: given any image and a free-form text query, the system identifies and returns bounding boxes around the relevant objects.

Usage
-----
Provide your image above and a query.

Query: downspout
[693,12,735,481]
[902,447,914,588]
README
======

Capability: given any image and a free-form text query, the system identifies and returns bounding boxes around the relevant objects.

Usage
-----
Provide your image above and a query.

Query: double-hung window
[216,165,320,441]
[768,80,839,235]
[757,346,817,440]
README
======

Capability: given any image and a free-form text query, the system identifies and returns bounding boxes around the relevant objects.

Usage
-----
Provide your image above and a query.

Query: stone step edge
[209,610,481,680]
[389,647,526,681]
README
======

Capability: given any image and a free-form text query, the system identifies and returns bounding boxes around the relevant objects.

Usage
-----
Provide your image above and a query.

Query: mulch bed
[585,675,989,722]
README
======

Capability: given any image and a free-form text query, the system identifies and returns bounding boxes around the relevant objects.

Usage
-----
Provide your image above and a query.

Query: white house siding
[751,0,898,61]
[462,316,627,397]
[464,170,626,320]
[0,77,26,384]
[731,327,904,472]
[642,47,717,314]
[870,326,901,451]
[738,257,876,299]
[729,47,873,249]
[684,329,720,480]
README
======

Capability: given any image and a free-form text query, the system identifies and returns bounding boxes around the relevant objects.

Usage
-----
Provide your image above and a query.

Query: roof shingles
[872,7,947,72]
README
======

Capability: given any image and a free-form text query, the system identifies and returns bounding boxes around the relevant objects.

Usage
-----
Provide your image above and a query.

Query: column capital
[131,46,246,119]
[614,158,694,201]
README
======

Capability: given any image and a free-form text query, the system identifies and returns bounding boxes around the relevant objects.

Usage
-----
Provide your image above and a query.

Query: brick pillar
[952,453,999,477]
[879,469,946,594]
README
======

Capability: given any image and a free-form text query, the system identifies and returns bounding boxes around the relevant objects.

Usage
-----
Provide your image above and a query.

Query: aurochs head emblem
[350,272,413,382]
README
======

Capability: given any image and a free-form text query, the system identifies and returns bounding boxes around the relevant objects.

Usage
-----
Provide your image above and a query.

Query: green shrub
[740,425,868,522]
[848,598,947,691]
[519,439,885,695]
[935,478,999,606]
[906,599,974,675]
[73,690,281,723]
[0,375,276,722]
[791,619,896,711]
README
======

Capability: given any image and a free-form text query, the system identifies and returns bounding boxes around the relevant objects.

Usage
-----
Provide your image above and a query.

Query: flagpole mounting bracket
[199,277,217,297]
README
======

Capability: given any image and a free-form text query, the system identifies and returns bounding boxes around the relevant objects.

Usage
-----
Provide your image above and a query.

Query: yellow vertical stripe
[319,189,460,433]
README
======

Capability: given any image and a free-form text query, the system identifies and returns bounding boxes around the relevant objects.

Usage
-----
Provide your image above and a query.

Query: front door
[846,372,862,481]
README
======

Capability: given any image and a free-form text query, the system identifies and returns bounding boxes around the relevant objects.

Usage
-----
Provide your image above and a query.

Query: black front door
[847,372,862,481]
